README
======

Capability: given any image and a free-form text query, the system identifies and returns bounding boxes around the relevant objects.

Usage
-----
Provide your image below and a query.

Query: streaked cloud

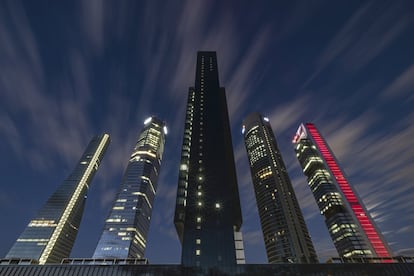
[1,0,413,263]
[381,63,414,99]
[304,1,411,86]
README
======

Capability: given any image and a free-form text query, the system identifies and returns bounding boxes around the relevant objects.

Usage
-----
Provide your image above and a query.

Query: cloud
[225,27,271,120]
[0,113,23,158]
[267,95,311,135]
[80,0,105,55]
[0,0,137,204]
[321,112,375,163]
[396,225,414,234]
[381,63,414,99]
[304,1,411,86]
[396,248,414,256]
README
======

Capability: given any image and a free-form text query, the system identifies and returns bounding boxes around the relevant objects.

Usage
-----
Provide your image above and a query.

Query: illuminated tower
[293,123,392,260]
[6,134,110,264]
[174,52,244,268]
[93,117,166,259]
[242,113,318,263]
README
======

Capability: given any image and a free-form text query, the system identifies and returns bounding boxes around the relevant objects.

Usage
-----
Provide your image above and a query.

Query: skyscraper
[293,123,392,260]
[6,134,110,264]
[242,113,318,263]
[93,117,166,259]
[174,52,244,268]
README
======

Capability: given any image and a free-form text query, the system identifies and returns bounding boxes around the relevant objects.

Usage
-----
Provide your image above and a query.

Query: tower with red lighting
[292,123,391,261]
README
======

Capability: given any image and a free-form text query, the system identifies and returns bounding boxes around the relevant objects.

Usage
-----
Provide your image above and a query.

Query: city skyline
[1,0,414,264]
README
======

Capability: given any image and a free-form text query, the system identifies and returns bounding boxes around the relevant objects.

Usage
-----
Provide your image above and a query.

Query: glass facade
[242,113,318,263]
[293,123,392,260]
[93,117,166,259]
[174,52,243,268]
[6,134,110,264]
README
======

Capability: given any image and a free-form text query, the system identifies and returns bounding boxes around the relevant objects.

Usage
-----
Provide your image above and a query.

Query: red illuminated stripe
[305,123,391,259]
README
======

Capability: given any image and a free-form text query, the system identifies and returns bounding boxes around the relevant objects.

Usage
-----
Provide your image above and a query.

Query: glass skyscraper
[6,134,110,264]
[93,117,166,259]
[174,52,244,268]
[242,113,318,263]
[293,123,391,260]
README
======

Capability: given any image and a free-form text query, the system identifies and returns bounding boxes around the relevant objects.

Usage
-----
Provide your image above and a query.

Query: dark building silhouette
[242,113,318,263]
[93,117,166,259]
[6,134,110,264]
[293,123,392,260]
[2,260,414,275]
[174,52,244,268]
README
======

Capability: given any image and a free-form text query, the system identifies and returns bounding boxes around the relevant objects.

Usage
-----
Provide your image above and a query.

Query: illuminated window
[196,249,201,256]
[215,203,221,209]
[196,239,201,244]
[196,217,201,223]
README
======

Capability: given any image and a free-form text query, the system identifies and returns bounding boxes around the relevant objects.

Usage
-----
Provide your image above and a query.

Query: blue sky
[1,0,414,263]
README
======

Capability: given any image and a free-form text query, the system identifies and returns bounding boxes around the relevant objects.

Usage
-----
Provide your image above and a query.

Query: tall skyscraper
[242,113,318,263]
[174,52,244,268]
[292,123,392,260]
[6,134,110,264]
[93,117,166,259]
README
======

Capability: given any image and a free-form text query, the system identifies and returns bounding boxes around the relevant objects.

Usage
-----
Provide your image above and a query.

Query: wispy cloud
[268,95,311,134]
[381,63,414,99]
[80,0,105,55]
[225,27,271,120]
[304,1,412,86]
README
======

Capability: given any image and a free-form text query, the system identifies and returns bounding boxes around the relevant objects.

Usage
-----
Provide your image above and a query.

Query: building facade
[292,123,391,260]
[174,52,244,268]
[93,117,166,259]
[242,113,318,263]
[6,134,110,264]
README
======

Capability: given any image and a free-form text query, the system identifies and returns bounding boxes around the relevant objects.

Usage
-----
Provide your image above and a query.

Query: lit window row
[28,220,57,227]
[256,166,272,179]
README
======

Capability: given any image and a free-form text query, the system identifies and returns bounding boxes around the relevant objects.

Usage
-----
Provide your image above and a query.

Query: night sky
[1,0,414,264]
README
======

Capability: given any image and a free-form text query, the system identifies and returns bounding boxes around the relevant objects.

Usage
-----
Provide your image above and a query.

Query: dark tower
[242,113,318,263]
[174,52,244,268]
